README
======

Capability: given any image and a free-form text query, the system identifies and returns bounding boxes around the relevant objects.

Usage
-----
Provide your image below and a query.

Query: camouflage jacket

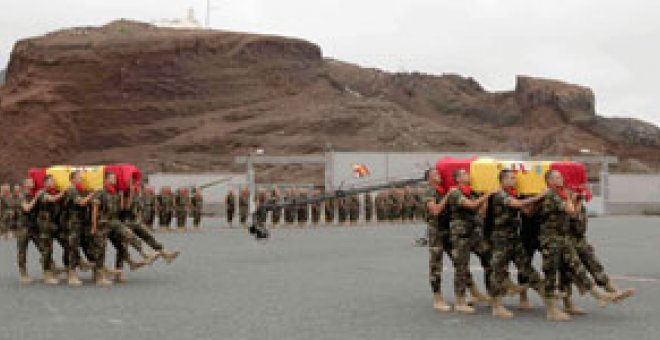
[490,189,521,238]
[539,191,570,237]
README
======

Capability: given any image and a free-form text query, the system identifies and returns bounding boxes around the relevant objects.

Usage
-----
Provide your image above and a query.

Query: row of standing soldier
[225,186,429,226]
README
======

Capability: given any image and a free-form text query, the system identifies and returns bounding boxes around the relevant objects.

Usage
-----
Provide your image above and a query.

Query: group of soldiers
[422,168,635,321]
[225,186,429,226]
[0,171,182,287]
[141,185,204,232]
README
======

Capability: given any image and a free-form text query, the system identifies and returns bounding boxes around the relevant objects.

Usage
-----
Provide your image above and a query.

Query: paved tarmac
[0,216,658,340]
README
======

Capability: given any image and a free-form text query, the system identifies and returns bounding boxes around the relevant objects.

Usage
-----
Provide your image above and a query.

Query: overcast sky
[1,0,658,125]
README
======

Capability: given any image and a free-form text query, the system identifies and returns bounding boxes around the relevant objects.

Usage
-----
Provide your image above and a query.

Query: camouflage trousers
[324,209,334,224]
[36,217,59,271]
[239,210,248,224]
[539,235,595,298]
[175,210,187,228]
[143,206,155,228]
[125,221,164,252]
[159,209,173,228]
[192,209,202,227]
[272,209,282,225]
[338,209,348,223]
[63,217,85,271]
[15,225,42,272]
[449,220,492,297]
[349,208,359,222]
[489,234,544,297]
[573,237,609,286]
[92,220,144,270]
[388,208,401,221]
[226,209,234,224]
[1,212,14,234]
[428,228,452,293]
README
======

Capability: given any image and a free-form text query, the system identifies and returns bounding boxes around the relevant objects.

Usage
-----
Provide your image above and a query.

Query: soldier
[538,170,617,321]
[33,175,65,285]
[15,178,43,284]
[487,169,547,318]
[226,190,236,226]
[142,185,157,230]
[174,187,190,232]
[124,185,180,265]
[348,194,360,224]
[424,169,452,312]
[269,187,282,226]
[90,172,155,286]
[239,186,249,226]
[157,186,174,232]
[364,193,374,223]
[61,171,98,287]
[284,188,297,225]
[256,189,268,225]
[560,194,635,313]
[445,169,493,314]
[324,194,336,225]
[414,187,426,221]
[191,187,203,229]
[375,191,386,222]
[297,189,309,226]
[402,187,415,222]
[0,184,16,240]
[311,189,322,225]
[388,189,402,222]
[337,197,348,224]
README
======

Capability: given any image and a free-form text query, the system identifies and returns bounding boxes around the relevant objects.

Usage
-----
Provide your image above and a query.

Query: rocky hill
[0,20,658,183]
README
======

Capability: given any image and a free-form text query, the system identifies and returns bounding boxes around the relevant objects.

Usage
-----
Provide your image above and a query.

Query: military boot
[127,259,146,271]
[563,297,587,315]
[433,293,451,312]
[67,270,83,287]
[19,269,33,285]
[159,249,180,264]
[115,271,128,283]
[491,297,514,319]
[454,295,476,314]
[605,281,636,303]
[544,298,571,322]
[94,269,113,287]
[140,250,159,266]
[589,287,615,307]
[42,270,59,285]
[504,277,528,297]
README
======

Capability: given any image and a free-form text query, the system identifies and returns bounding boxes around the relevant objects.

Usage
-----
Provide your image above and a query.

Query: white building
[152,8,203,29]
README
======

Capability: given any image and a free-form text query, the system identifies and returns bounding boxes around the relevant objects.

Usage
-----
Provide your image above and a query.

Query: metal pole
[600,156,608,215]
[247,153,255,225]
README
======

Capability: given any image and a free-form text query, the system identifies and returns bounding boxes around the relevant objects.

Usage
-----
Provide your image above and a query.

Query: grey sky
[1,0,658,125]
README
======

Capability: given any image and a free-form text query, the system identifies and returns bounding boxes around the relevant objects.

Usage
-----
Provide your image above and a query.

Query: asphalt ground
[0,216,658,340]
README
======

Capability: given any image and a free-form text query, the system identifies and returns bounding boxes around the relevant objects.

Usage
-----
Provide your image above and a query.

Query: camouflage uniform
[402,190,415,221]
[123,192,166,252]
[142,190,156,229]
[239,192,249,225]
[337,197,348,223]
[446,189,491,297]
[375,193,386,221]
[92,187,144,271]
[256,192,268,224]
[563,204,610,290]
[425,185,452,293]
[34,190,61,272]
[61,186,89,272]
[297,191,309,225]
[1,191,18,236]
[488,190,543,297]
[284,191,297,224]
[16,190,43,274]
[268,191,282,225]
[388,191,402,221]
[348,195,360,223]
[539,191,597,298]
[364,194,374,222]
[157,190,174,230]
[226,191,236,225]
[191,189,203,228]
[324,198,335,224]
[174,189,189,229]
[311,200,321,224]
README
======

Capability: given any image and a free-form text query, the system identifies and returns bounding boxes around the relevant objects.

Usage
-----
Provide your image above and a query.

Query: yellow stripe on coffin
[45,166,105,191]
[469,159,552,195]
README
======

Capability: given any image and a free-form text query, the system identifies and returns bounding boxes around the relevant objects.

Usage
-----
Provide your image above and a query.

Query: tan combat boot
[78,260,95,272]
[140,250,159,266]
[433,293,452,312]
[95,269,113,287]
[454,295,476,314]
[544,298,571,322]
[518,290,533,310]
[67,270,83,287]
[589,287,615,308]
[605,281,636,303]
[127,259,146,271]
[469,284,491,305]
[491,297,514,319]
[19,269,33,285]
[43,270,60,285]
[563,297,587,315]
[115,271,128,283]
[159,249,181,264]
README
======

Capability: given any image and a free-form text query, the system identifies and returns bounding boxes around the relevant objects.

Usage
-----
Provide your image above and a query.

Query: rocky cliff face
[0,20,658,183]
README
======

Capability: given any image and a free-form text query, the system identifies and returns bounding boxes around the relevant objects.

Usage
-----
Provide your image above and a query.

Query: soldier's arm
[506,190,548,209]
[77,190,100,206]
[91,202,99,235]
[457,189,492,210]
[45,191,65,203]
[426,194,449,216]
